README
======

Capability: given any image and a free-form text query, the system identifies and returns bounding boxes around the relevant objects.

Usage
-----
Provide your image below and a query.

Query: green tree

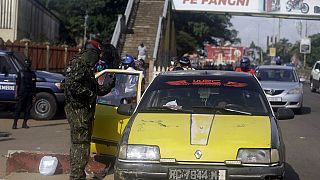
[173,12,240,55]
[274,38,293,64]
[308,33,320,67]
[39,0,127,45]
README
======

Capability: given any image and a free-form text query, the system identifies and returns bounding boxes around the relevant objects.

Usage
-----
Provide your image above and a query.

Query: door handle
[4,80,10,82]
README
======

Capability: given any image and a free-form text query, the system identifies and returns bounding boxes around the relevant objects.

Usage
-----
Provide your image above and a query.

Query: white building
[0,0,60,42]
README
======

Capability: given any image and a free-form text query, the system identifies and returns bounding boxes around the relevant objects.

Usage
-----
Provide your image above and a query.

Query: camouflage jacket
[64,49,113,108]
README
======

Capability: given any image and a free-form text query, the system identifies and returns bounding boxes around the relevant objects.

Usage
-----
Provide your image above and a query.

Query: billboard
[300,38,311,54]
[205,45,244,64]
[172,0,320,18]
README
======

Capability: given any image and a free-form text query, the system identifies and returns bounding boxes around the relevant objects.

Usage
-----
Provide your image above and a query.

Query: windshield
[137,75,271,116]
[256,68,298,82]
[97,72,139,106]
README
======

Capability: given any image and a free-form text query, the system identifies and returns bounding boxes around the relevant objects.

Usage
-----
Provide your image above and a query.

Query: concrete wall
[0,0,60,42]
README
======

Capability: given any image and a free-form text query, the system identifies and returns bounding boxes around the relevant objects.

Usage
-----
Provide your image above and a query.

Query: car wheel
[310,78,316,92]
[31,92,57,120]
[293,107,303,115]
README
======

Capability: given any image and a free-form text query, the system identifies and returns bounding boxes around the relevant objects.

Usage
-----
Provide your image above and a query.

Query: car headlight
[55,83,64,90]
[118,144,160,161]
[287,87,302,94]
[237,149,271,163]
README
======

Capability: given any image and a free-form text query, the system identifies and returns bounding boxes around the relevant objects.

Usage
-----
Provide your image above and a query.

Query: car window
[256,68,297,82]
[97,72,139,106]
[137,76,270,116]
[0,55,16,74]
[315,63,320,70]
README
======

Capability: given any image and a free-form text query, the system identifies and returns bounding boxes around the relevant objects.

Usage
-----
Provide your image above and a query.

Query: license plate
[268,97,282,102]
[168,169,226,180]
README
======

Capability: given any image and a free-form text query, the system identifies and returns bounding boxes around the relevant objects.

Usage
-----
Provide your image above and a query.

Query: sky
[230,16,320,50]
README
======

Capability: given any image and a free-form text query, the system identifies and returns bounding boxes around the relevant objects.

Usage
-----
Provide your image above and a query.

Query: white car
[310,60,320,92]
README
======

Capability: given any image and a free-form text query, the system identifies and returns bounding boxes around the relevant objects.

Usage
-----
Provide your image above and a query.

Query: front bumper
[114,160,285,180]
[267,93,303,109]
[54,92,65,103]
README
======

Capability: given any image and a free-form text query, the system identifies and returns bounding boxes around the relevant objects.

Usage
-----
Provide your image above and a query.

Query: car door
[314,62,320,88]
[91,69,143,156]
[0,54,18,101]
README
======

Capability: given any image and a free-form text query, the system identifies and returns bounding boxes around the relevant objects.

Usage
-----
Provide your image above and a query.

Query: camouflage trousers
[65,104,94,180]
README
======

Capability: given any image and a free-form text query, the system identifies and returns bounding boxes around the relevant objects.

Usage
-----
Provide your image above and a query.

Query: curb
[5,150,111,176]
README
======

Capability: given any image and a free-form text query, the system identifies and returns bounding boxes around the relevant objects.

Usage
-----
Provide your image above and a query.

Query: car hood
[259,81,300,90]
[128,113,271,162]
[35,70,65,82]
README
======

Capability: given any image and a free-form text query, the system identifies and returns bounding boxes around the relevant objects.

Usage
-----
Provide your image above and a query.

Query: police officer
[64,38,116,180]
[12,59,37,129]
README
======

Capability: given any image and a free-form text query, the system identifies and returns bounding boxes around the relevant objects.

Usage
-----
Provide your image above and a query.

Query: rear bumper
[114,160,285,180]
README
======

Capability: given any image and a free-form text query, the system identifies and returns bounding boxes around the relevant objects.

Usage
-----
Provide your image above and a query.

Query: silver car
[256,65,304,114]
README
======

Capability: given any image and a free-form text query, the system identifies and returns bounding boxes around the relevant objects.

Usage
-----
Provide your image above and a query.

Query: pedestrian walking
[64,38,116,180]
[137,42,147,61]
[12,59,37,129]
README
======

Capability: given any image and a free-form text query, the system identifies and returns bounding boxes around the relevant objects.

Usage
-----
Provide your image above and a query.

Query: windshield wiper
[224,108,252,115]
[142,106,193,113]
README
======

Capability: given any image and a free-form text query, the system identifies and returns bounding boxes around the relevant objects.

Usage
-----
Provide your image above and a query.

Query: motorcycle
[286,0,309,13]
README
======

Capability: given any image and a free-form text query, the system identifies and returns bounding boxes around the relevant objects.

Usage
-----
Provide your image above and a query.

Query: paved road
[0,83,320,180]
[280,84,320,180]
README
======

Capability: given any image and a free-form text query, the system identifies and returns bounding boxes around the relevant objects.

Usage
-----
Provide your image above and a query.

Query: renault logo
[194,150,202,159]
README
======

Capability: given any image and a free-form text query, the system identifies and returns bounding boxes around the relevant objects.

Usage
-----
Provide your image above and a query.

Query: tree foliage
[39,0,128,45]
[173,12,240,55]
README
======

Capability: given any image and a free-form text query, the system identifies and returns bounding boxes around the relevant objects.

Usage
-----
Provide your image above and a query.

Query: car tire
[31,92,57,120]
[293,107,303,115]
[310,78,316,92]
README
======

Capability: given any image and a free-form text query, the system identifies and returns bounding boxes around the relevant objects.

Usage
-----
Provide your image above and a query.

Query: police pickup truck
[0,50,64,120]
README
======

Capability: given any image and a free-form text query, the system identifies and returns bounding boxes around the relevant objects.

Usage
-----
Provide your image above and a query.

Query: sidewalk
[0,112,114,180]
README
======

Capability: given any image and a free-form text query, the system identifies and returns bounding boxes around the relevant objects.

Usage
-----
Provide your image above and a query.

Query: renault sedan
[115,70,294,180]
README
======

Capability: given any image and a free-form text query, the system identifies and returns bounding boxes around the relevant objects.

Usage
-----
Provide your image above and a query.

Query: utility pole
[83,11,89,47]
[278,18,281,41]
[303,20,308,69]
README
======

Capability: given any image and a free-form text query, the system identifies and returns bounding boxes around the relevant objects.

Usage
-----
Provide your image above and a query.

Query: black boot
[12,119,18,129]
[22,120,29,129]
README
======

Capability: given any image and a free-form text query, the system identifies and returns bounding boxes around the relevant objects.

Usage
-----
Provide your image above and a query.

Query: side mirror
[315,69,320,73]
[117,104,133,116]
[276,108,295,120]
[299,77,306,83]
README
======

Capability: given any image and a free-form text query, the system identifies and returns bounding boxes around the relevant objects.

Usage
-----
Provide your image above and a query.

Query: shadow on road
[0,110,66,120]
[0,132,15,142]
[285,163,300,180]
[31,122,68,128]
[296,106,311,115]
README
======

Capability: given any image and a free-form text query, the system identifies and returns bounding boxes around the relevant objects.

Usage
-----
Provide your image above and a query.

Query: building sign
[172,0,320,18]
[300,38,311,54]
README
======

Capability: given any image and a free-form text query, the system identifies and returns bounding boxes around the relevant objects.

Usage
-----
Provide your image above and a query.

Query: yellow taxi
[91,69,144,156]
[114,70,294,180]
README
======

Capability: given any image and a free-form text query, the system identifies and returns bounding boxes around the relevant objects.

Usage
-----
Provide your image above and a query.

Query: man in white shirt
[137,42,147,61]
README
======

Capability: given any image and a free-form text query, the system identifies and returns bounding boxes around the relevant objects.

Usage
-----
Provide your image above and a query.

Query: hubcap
[35,99,51,115]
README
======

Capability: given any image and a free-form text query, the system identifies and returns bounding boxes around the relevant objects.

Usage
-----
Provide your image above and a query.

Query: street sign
[269,48,276,57]
[300,38,311,54]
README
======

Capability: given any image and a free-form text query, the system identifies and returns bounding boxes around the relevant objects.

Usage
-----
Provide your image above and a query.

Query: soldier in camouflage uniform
[64,39,116,180]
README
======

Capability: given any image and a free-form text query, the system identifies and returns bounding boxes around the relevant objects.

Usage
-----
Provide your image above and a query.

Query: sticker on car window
[223,81,248,88]
[166,80,247,88]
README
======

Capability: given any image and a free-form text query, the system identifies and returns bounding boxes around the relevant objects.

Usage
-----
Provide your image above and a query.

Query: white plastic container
[39,156,58,176]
